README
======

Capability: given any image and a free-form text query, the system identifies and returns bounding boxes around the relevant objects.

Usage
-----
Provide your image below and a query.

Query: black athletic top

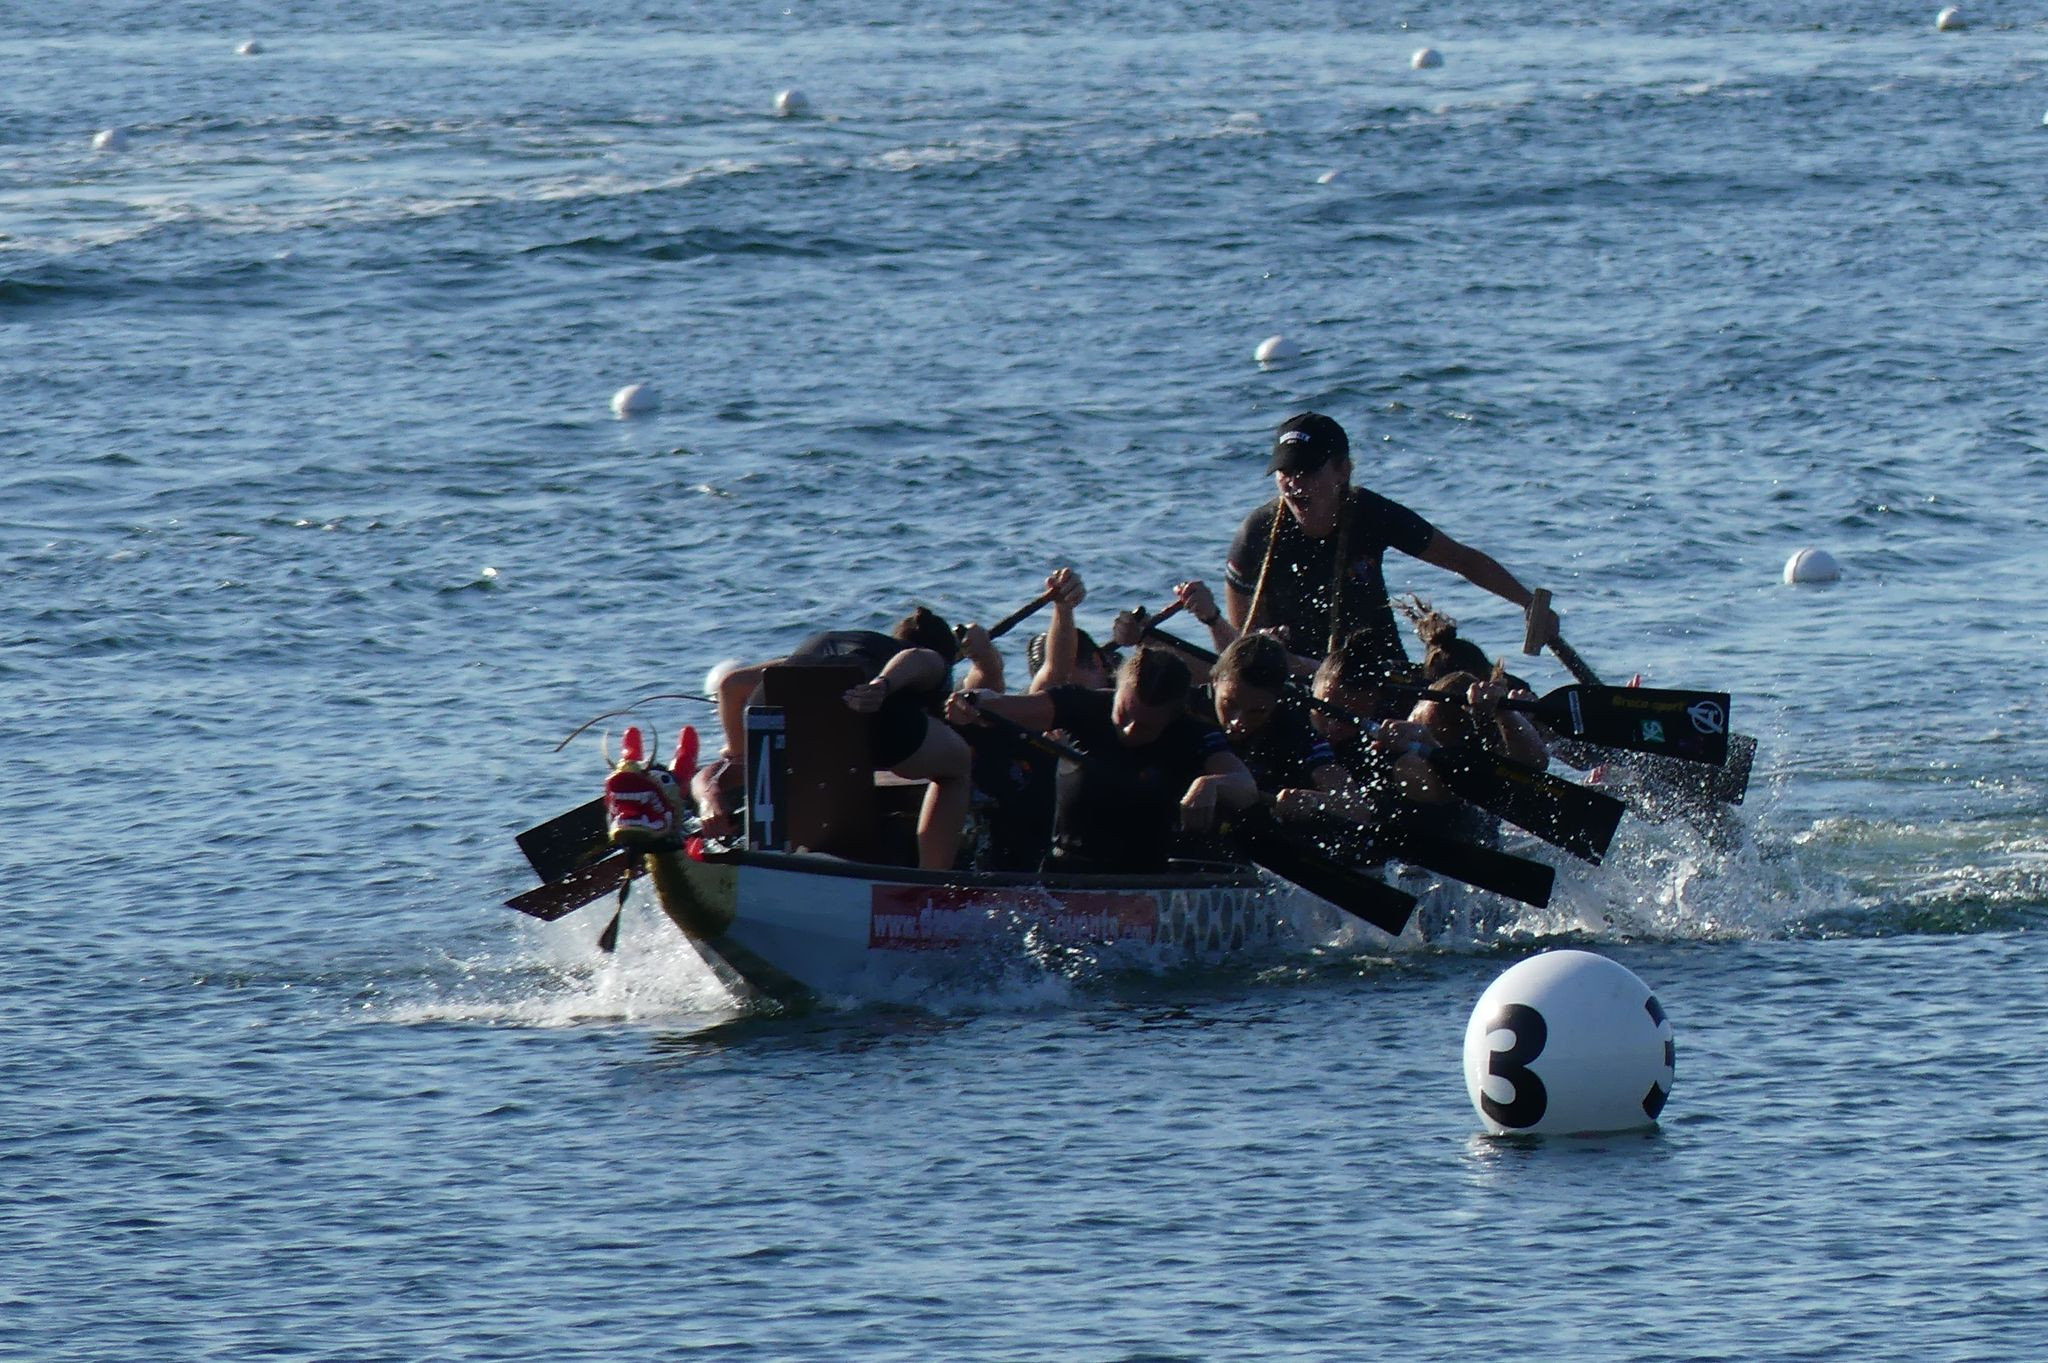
[1224,489,1435,668]
[786,629,908,681]
[965,724,1059,872]
[1043,685,1229,873]
[1193,686,1336,793]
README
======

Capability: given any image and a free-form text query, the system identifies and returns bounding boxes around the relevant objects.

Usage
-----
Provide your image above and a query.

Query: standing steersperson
[1214,411,1559,676]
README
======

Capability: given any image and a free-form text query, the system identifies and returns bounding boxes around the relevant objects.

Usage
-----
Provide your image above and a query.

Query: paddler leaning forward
[1216,411,1562,675]
[945,646,1259,874]
[694,608,982,870]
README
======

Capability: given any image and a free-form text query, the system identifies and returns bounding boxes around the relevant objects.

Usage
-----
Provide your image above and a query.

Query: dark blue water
[9,4,2048,1358]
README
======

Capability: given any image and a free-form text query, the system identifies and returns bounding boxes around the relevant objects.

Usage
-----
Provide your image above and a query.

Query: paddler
[1193,633,1367,826]
[694,607,975,870]
[944,646,1259,874]
[1221,411,1561,675]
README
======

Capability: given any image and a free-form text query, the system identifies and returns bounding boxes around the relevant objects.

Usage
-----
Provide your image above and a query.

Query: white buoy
[774,88,810,118]
[609,382,658,418]
[1316,169,1341,185]
[1254,335,1301,366]
[1463,950,1675,1137]
[1412,47,1444,69]
[92,127,129,153]
[1936,6,1965,29]
[236,39,264,56]
[1783,546,1842,585]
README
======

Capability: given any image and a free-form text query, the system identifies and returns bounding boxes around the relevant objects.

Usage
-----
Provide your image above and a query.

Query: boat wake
[380,909,745,1029]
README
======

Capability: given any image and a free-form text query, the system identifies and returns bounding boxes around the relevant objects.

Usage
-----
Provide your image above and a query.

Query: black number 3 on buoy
[1463,950,1676,1136]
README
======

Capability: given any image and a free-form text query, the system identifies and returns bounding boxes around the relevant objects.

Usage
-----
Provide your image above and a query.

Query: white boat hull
[644,848,1358,1002]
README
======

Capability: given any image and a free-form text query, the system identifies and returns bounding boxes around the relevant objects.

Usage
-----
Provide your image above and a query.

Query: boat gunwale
[699,847,1270,893]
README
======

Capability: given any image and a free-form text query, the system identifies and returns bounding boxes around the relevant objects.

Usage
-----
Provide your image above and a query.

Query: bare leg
[890,721,972,870]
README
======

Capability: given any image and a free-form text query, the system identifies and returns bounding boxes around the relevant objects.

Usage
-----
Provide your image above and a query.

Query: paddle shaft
[976,587,1060,643]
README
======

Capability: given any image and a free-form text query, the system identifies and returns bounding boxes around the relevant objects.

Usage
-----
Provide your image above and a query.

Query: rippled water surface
[8,3,2048,1358]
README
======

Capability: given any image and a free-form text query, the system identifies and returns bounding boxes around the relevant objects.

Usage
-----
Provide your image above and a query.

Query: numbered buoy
[1936,6,1966,30]
[1412,47,1444,69]
[1782,546,1841,585]
[774,88,810,118]
[609,382,658,418]
[1254,334,1300,366]
[1463,950,1675,1136]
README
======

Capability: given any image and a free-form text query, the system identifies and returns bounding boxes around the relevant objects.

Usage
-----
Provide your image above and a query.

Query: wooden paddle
[1139,622,1623,863]
[959,704,1417,936]
[1522,587,1755,803]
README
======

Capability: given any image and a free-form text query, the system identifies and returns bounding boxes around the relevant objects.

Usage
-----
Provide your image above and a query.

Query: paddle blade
[1386,825,1555,908]
[596,875,630,953]
[1529,685,1732,767]
[1436,754,1624,865]
[1713,733,1756,805]
[1235,826,1417,937]
[505,850,637,921]
[516,798,609,884]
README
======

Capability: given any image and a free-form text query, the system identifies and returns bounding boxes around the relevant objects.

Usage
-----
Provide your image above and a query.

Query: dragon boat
[505,663,1399,1004]
[503,644,1745,1003]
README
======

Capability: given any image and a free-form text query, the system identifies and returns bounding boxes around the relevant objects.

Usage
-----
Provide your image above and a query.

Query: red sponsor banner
[869,885,1160,951]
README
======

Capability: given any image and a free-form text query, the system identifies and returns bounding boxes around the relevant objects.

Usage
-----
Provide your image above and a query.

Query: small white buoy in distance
[1783,546,1841,585]
[1254,335,1301,366]
[774,88,810,118]
[1412,47,1444,70]
[92,127,129,153]
[1936,6,1965,29]
[1316,169,1341,185]
[1463,949,1676,1137]
[609,382,658,419]
[237,39,265,56]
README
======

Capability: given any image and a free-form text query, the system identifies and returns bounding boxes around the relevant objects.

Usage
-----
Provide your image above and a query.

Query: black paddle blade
[595,877,629,953]
[1435,754,1624,865]
[506,850,637,921]
[1385,826,1555,908]
[1713,733,1756,805]
[517,797,609,884]
[1235,827,1417,937]
[1525,686,1732,767]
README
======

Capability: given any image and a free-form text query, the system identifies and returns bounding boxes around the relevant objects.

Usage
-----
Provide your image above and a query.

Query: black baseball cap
[1266,412,1350,474]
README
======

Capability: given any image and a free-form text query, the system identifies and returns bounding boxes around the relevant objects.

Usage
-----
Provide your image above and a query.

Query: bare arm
[944,687,1058,732]
[845,647,950,713]
[1031,567,1086,692]
[1414,531,1557,644]
[1174,580,1240,653]
[957,624,1005,694]
[715,662,773,759]
[1180,749,1260,832]
[1468,679,1550,770]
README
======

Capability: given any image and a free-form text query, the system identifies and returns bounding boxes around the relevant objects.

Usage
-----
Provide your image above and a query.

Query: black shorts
[870,691,931,770]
